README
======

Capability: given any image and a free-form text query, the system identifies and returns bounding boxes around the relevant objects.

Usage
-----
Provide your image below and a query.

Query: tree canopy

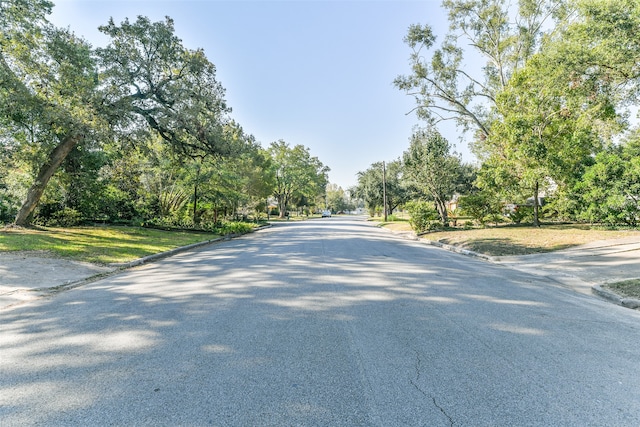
[402,128,463,226]
[392,0,640,227]
[268,140,329,219]
[0,2,329,227]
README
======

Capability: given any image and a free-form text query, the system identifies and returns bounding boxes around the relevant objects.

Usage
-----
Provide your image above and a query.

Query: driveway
[1,217,640,426]
[491,236,640,297]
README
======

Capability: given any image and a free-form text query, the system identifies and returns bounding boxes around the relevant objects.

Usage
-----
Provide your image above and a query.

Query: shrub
[48,208,83,227]
[218,221,255,235]
[459,193,503,226]
[508,205,533,224]
[97,186,138,221]
[144,217,256,235]
[405,200,439,233]
[0,193,18,224]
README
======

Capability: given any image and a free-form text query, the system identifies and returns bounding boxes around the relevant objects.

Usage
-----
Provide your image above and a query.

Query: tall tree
[394,0,568,143]
[1,13,242,226]
[566,0,640,103]
[1,0,104,225]
[402,127,462,226]
[325,184,354,214]
[476,0,631,226]
[353,160,409,217]
[97,16,236,160]
[268,140,329,219]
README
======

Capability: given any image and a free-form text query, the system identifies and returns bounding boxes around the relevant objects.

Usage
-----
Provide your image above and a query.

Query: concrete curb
[34,224,272,297]
[108,236,228,268]
[592,285,640,309]
[417,238,494,261]
[379,226,494,261]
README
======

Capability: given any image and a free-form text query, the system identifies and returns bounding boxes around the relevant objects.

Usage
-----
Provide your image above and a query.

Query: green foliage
[268,140,329,219]
[145,217,255,235]
[353,164,384,214]
[97,16,235,160]
[353,160,410,217]
[218,222,255,235]
[507,206,533,225]
[0,5,319,230]
[576,138,640,226]
[458,192,503,226]
[34,207,83,227]
[2,7,105,225]
[97,186,139,222]
[0,194,16,223]
[403,127,462,226]
[395,0,566,137]
[405,200,440,233]
[395,0,638,228]
[326,183,355,213]
[472,0,640,226]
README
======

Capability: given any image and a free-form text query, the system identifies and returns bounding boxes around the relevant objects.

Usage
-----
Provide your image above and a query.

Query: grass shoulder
[379,221,640,302]
[379,221,640,257]
[0,225,225,265]
[604,279,640,300]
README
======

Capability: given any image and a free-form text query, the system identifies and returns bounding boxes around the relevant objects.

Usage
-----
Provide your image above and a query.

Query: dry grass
[418,224,640,256]
[604,279,640,299]
[380,221,413,232]
[380,221,640,256]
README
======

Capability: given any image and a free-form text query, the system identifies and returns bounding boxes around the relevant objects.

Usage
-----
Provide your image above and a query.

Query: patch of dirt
[0,251,113,291]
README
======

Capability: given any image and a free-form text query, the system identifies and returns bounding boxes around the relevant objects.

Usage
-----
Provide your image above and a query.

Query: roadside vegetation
[0,1,339,231]
[354,0,640,233]
[0,226,226,264]
[355,0,640,300]
[375,220,640,256]
[604,280,640,300]
[416,225,640,257]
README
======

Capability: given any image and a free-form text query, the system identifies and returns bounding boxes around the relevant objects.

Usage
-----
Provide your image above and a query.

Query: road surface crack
[411,350,455,426]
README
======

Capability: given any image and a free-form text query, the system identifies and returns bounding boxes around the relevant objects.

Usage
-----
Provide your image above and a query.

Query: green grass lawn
[0,226,222,265]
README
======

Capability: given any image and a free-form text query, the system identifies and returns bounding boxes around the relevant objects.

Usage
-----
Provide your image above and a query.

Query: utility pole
[382,161,388,222]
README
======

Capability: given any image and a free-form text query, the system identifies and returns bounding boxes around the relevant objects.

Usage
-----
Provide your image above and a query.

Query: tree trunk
[193,181,199,224]
[278,199,287,219]
[533,181,540,227]
[436,198,448,227]
[193,165,200,225]
[14,134,83,226]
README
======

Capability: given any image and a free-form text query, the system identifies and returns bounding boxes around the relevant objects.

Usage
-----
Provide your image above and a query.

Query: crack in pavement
[411,350,455,427]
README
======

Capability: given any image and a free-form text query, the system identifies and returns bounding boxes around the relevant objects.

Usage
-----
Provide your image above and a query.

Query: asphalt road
[2,217,640,426]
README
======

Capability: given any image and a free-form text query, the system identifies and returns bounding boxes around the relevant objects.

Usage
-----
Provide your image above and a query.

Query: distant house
[446,194,460,213]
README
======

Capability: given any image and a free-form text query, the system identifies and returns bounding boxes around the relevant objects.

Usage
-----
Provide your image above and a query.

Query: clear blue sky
[50,0,469,189]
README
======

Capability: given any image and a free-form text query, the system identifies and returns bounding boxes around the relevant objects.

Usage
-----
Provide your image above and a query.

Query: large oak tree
[2,8,238,225]
[1,0,103,225]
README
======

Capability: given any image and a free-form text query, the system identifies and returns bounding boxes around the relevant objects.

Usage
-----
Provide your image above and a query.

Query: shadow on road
[2,218,639,425]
